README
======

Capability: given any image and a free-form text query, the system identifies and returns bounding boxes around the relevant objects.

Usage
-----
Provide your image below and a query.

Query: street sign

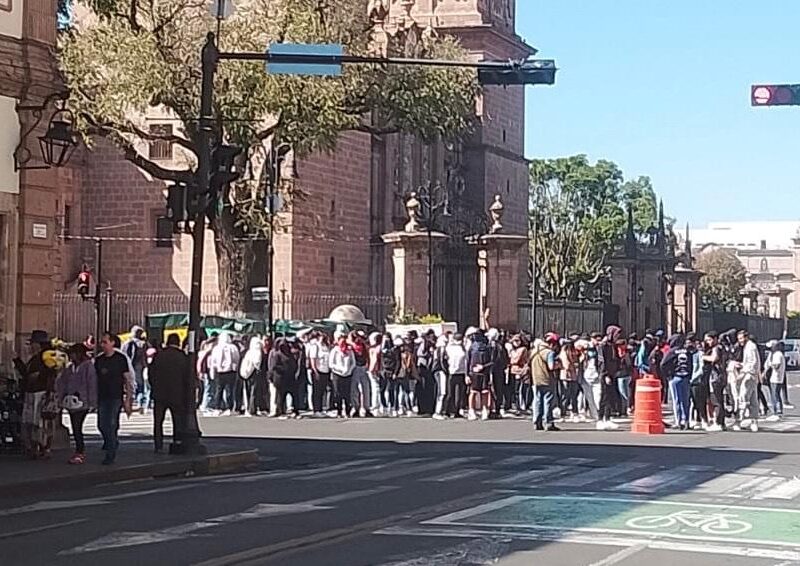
[266,43,343,77]
[207,0,235,19]
[751,84,800,106]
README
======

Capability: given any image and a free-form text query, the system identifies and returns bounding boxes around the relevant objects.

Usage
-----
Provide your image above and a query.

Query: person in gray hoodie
[122,325,149,414]
[56,343,97,464]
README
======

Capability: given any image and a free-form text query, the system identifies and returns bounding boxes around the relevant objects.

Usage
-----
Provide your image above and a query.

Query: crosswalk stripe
[768,421,798,431]
[300,458,428,481]
[423,469,487,482]
[561,457,596,466]
[611,465,712,493]
[490,465,570,485]
[495,455,549,466]
[753,477,800,500]
[548,462,649,488]
[370,458,479,481]
[724,476,783,498]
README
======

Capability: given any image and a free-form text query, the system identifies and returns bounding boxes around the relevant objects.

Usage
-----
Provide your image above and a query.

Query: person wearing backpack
[466,328,493,421]
[237,337,263,417]
[661,334,694,430]
[530,335,558,431]
[122,326,149,414]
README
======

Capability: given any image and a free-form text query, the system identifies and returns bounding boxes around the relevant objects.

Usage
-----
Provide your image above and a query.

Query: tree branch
[121,121,196,154]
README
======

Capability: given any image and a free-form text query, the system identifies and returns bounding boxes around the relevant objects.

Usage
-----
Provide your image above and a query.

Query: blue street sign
[266,43,343,77]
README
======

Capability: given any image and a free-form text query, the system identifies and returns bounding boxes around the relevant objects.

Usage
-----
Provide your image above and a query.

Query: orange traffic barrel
[631,374,665,434]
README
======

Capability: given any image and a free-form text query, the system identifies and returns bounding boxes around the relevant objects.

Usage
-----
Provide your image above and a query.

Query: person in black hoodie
[597,325,622,430]
[148,333,192,453]
[269,339,299,418]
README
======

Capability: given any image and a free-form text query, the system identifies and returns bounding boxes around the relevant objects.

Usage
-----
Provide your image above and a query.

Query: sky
[516,0,800,227]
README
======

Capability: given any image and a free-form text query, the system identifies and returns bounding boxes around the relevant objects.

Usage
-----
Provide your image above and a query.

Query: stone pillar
[477,234,526,330]
[382,231,447,317]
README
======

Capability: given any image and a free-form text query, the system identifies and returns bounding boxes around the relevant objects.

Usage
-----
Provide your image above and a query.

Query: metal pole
[183,32,216,455]
[104,283,112,335]
[427,223,433,315]
[530,193,538,338]
[267,149,276,339]
[280,287,287,321]
[94,237,102,353]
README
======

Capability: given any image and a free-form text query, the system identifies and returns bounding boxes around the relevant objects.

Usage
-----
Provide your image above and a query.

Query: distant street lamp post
[408,182,450,315]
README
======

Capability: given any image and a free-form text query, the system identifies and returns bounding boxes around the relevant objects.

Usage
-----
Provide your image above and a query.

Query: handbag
[41,393,60,420]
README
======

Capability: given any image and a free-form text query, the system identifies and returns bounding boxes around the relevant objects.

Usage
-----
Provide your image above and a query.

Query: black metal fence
[518,299,605,336]
[697,311,784,341]
[53,292,396,342]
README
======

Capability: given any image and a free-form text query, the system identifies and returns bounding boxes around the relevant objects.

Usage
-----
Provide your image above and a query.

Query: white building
[692,221,800,315]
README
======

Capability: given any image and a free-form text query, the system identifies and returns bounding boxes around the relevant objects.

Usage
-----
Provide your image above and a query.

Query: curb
[3,449,259,497]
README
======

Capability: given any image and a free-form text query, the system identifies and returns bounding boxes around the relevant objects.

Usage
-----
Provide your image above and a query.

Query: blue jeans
[201,374,217,411]
[135,367,150,409]
[769,382,784,415]
[97,397,122,455]
[617,375,631,414]
[670,375,691,424]
[532,384,554,426]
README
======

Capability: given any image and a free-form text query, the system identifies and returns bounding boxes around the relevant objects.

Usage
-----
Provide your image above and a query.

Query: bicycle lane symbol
[626,510,753,536]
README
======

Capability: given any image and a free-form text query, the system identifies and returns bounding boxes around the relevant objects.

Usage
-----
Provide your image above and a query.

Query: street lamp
[407,182,450,315]
[39,109,78,167]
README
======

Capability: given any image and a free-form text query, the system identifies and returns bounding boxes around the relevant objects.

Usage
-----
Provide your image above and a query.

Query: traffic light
[751,84,800,107]
[479,59,557,86]
[77,266,91,300]
[165,182,188,232]
[208,144,242,220]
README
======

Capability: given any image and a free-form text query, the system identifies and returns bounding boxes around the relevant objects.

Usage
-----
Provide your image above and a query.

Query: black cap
[29,330,50,344]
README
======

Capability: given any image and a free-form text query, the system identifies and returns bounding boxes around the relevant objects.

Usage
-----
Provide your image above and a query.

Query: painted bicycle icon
[626,510,752,535]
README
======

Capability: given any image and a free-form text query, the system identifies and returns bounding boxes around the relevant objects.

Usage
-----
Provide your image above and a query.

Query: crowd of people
[194,324,792,432]
[12,320,793,466]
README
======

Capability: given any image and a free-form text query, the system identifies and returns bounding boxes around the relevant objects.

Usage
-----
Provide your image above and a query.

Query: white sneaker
[741,418,752,428]
[766,414,781,422]
[707,424,723,432]
[750,422,759,432]
[784,403,795,409]
[412,406,419,414]
[500,409,507,418]
[578,414,587,423]
[468,409,477,421]
[692,421,702,430]
[553,407,562,420]
[222,410,232,417]
[481,408,489,421]
[732,424,742,431]
[571,415,580,423]
[432,413,446,420]
[596,421,608,431]
[605,420,620,430]
[390,409,398,417]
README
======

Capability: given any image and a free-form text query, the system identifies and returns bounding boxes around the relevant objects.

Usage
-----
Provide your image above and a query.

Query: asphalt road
[1,376,800,566]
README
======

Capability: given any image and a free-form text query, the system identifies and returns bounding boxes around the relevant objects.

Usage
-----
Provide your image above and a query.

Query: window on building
[502,129,507,143]
[329,256,335,274]
[154,214,174,248]
[148,124,173,161]
[63,205,72,237]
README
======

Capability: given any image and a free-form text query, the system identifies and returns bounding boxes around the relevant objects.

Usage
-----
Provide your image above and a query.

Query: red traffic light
[78,269,91,298]
[751,84,800,106]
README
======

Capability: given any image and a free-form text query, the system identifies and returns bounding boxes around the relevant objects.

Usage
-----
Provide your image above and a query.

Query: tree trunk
[212,211,255,317]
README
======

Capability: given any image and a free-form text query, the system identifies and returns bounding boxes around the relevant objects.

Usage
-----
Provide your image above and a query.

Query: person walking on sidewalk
[122,326,149,414]
[95,333,134,465]
[149,334,193,453]
[734,330,761,432]
[764,340,786,421]
[56,343,97,464]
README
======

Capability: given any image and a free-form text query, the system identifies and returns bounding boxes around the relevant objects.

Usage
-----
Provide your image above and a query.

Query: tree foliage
[59,0,480,313]
[529,155,662,300]
[695,248,747,311]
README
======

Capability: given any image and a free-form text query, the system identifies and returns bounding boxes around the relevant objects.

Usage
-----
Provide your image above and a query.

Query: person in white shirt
[209,332,240,416]
[445,334,467,418]
[328,333,356,418]
[734,330,761,432]
[765,340,786,420]
[308,332,332,417]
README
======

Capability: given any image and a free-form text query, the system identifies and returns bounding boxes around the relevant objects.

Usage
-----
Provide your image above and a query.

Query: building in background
[692,220,800,316]
[63,0,533,333]
[2,0,79,367]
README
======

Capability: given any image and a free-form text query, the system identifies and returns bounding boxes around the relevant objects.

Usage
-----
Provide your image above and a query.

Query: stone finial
[367,0,390,57]
[488,194,504,234]
[405,191,421,232]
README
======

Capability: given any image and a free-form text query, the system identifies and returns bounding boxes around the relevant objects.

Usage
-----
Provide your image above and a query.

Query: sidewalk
[0,419,258,497]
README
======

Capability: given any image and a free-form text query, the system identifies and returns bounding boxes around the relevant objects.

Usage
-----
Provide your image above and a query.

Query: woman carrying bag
[56,344,97,464]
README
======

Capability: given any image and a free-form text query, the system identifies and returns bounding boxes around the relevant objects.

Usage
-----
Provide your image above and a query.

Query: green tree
[59,0,479,313]
[529,156,664,300]
[695,249,747,311]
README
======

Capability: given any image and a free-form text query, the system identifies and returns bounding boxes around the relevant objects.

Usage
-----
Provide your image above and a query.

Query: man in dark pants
[148,333,192,453]
[95,333,133,465]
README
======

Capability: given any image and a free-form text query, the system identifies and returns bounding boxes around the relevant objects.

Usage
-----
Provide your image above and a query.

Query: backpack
[671,348,692,378]
[125,340,146,369]
[469,340,493,376]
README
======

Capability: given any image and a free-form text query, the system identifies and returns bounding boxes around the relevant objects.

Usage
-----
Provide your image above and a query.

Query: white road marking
[549,462,648,488]
[60,486,396,554]
[0,485,196,517]
[726,476,785,499]
[300,457,428,480]
[495,455,549,466]
[490,465,570,486]
[754,477,800,500]
[611,465,711,493]
[370,458,479,481]
[562,457,596,466]
[423,469,487,483]
[212,459,380,483]
[586,544,646,566]
[0,519,87,539]
[377,526,800,562]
